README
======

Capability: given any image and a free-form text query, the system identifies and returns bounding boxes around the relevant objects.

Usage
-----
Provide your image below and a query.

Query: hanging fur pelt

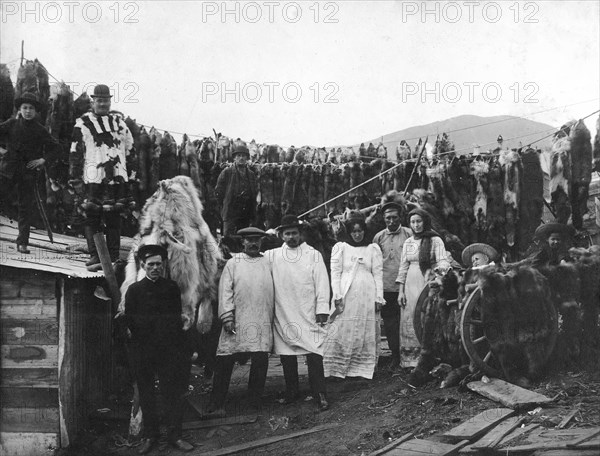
[485,158,506,253]
[0,64,15,122]
[15,59,50,124]
[518,148,544,255]
[119,175,221,334]
[471,159,489,242]
[499,149,522,250]
[549,128,572,225]
[593,115,600,173]
[565,120,593,230]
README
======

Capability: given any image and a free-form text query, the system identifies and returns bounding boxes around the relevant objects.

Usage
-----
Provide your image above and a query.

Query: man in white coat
[209,227,275,415]
[267,215,331,411]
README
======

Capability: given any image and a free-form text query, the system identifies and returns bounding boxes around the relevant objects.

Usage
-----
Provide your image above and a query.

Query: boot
[106,227,121,262]
[317,393,329,411]
[84,226,101,268]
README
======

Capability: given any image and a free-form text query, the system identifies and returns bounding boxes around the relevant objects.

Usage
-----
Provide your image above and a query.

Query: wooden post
[93,233,121,306]
[20,40,24,67]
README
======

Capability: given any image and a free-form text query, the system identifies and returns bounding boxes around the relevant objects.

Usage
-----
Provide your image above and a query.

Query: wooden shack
[0,217,129,455]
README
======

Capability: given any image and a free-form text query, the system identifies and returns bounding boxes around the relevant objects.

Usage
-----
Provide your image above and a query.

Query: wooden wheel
[413,284,430,344]
[460,287,559,378]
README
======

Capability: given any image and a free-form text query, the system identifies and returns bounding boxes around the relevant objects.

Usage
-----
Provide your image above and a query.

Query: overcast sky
[1,1,599,147]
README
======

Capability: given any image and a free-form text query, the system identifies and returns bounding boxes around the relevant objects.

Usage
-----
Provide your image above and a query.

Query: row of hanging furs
[2,60,600,259]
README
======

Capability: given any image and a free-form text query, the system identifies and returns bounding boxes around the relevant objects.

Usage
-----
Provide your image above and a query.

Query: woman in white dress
[323,213,384,379]
[396,208,450,368]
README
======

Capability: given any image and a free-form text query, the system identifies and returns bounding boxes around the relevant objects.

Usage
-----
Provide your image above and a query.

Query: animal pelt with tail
[564,120,593,230]
[0,64,15,122]
[548,128,572,225]
[119,175,222,334]
[499,149,522,250]
[518,149,543,256]
[478,266,555,387]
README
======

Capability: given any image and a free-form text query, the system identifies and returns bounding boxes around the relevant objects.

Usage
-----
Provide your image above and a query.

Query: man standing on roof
[69,84,136,270]
[0,92,59,254]
[215,143,257,237]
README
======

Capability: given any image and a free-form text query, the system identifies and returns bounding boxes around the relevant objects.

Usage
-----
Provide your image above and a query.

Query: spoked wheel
[460,288,502,378]
[460,287,560,378]
[413,284,430,345]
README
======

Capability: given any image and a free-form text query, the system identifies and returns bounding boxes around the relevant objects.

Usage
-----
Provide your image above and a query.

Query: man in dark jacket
[122,244,194,454]
[0,92,59,253]
[215,144,257,236]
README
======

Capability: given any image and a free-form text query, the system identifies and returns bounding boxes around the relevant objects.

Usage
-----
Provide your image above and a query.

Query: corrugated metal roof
[0,216,133,279]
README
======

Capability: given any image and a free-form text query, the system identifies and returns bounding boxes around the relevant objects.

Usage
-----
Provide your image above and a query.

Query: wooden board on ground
[385,438,469,456]
[182,414,258,430]
[471,416,525,450]
[467,378,553,409]
[368,432,413,456]
[197,423,340,455]
[444,408,515,441]
[500,428,600,454]
[532,451,600,455]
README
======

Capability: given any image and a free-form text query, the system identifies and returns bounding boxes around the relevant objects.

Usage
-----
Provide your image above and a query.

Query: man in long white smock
[267,215,331,411]
[209,227,275,415]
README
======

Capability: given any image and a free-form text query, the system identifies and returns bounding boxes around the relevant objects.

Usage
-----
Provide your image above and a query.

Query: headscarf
[344,217,370,247]
[408,208,439,275]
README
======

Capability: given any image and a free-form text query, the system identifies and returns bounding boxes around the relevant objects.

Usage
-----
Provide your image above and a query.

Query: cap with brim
[461,243,499,267]
[237,227,266,237]
[90,84,112,98]
[277,215,304,231]
[15,92,41,111]
[534,223,574,241]
[137,244,168,261]
[232,145,250,157]
[381,202,403,214]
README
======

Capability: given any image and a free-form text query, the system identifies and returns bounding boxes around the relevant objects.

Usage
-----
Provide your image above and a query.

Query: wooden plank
[567,428,600,447]
[0,432,59,456]
[1,345,59,368]
[368,432,413,456]
[498,423,541,447]
[0,387,59,408]
[0,368,59,388]
[467,378,553,409]
[444,408,515,441]
[1,407,60,432]
[0,298,57,318]
[387,439,469,456]
[182,414,258,430]
[504,428,600,453]
[198,423,341,455]
[471,416,526,449]
[532,451,600,455]
[2,318,58,345]
[557,408,580,429]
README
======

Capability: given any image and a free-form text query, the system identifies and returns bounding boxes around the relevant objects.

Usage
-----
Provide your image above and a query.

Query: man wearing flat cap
[69,84,137,270]
[372,201,412,369]
[215,143,257,236]
[266,215,331,411]
[122,244,194,453]
[0,92,59,253]
[208,227,275,416]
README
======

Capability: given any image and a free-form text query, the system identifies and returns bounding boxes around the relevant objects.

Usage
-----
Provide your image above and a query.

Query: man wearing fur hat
[69,84,136,270]
[0,92,59,253]
[122,244,194,454]
[208,227,274,416]
[215,143,257,236]
[372,202,412,369]
[266,215,331,410]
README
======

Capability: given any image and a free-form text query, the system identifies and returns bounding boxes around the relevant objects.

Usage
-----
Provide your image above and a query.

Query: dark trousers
[0,172,36,246]
[280,354,326,397]
[84,184,122,260]
[211,352,269,408]
[222,209,254,237]
[134,347,190,441]
[382,292,400,362]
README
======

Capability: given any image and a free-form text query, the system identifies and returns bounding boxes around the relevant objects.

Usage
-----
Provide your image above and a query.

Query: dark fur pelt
[485,158,506,253]
[0,64,15,122]
[518,149,543,255]
[159,132,179,180]
[479,266,555,386]
[593,116,600,173]
[15,59,50,123]
[567,120,593,229]
[73,92,91,118]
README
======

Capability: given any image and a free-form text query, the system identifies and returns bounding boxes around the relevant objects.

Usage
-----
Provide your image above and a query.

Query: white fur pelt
[471,159,489,232]
[119,175,221,333]
[499,149,521,247]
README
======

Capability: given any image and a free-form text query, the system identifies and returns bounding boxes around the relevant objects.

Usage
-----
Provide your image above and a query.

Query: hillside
[363,115,556,158]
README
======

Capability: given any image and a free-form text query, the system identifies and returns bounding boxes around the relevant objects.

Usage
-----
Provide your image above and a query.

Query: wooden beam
[1,345,58,368]
[467,378,553,409]
[0,368,59,388]
[471,415,526,450]
[182,414,258,430]
[444,408,515,441]
[368,432,413,456]
[386,438,469,456]
[557,408,579,429]
[194,423,341,455]
[93,233,121,306]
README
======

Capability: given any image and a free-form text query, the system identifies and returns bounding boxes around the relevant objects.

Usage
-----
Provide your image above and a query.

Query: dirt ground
[57,349,600,456]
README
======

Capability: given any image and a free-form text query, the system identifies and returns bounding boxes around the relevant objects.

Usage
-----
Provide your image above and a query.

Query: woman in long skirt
[396,208,450,368]
[324,213,384,379]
